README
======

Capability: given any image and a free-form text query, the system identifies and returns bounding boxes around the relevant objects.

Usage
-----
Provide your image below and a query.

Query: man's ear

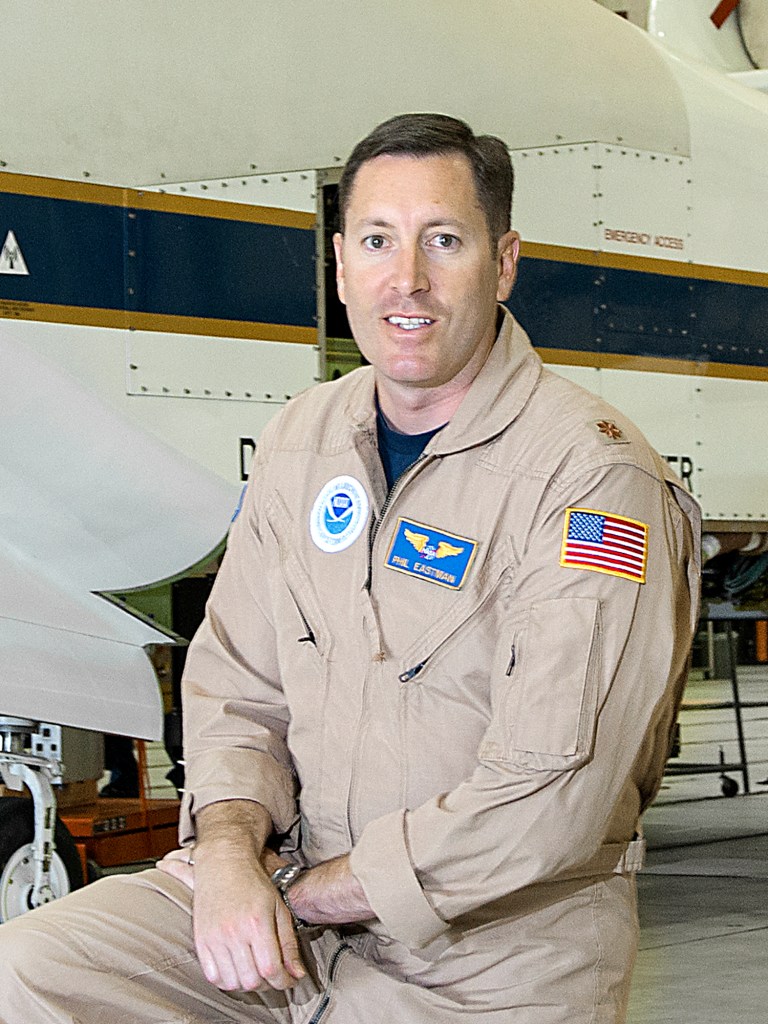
[496,230,520,302]
[332,232,346,305]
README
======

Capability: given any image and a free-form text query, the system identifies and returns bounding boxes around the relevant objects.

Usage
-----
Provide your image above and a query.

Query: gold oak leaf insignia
[596,419,623,440]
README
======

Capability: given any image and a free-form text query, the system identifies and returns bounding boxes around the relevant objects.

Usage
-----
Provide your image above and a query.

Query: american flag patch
[560,508,648,583]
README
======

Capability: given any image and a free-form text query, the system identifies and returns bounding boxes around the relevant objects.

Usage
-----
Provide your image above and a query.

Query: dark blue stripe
[2,188,767,367]
[506,258,768,368]
[0,191,315,327]
[0,193,125,310]
[127,208,315,327]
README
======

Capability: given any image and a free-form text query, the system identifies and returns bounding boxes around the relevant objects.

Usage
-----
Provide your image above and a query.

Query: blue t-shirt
[376,403,444,491]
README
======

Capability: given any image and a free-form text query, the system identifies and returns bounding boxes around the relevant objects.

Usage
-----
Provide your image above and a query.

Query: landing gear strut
[0,718,83,921]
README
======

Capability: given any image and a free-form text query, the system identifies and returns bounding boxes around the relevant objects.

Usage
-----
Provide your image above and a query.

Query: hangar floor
[628,664,768,1024]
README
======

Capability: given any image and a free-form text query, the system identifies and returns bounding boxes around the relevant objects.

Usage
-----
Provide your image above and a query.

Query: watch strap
[270,864,311,930]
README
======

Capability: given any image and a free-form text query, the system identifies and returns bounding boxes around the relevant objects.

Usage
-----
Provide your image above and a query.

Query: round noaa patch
[309,476,370,553]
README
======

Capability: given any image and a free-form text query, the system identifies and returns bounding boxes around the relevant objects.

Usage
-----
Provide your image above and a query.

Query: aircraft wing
[1,333,241,737]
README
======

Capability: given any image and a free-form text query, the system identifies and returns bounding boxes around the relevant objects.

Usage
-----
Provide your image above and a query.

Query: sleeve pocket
[499,597,601,771]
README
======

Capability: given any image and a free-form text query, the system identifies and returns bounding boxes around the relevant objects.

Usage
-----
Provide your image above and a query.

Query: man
[0,114,699,1023]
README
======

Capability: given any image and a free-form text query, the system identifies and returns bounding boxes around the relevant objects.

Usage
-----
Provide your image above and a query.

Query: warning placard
[0,230,29,275]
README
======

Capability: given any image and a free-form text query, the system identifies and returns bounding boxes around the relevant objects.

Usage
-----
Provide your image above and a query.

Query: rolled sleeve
[349,809,449,948]
[179,748,297,844]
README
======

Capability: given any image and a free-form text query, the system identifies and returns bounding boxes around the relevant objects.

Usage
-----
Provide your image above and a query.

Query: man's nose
[390,244,429,295]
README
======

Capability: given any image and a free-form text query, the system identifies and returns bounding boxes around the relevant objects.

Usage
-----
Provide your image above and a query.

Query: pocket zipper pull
[505,645,516,676]
[399,661,426,683]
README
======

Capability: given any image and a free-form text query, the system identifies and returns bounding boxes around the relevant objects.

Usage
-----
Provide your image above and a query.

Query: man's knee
[0,909,49,976]
[0,869,194,977]
[0,901,85,1018]
[0,873,198,1022]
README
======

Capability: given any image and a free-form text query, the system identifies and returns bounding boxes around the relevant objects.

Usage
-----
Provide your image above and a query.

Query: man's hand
[190,841,304,992]
[156,802,375,988]
[156,845,196,889]
[157,801,305,993]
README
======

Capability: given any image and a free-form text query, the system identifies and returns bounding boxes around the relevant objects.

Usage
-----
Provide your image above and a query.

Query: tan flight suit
[0,311,700,1023]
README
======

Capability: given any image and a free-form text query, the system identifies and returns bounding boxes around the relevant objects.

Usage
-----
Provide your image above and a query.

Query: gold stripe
[0,300,128,329]
[129,191,315,229]
[0,171,315,229]
[521,242,601,267]
[703,519,768,532]
[0,171,126,205]
[128,311,316,344]
[537,347,768,382]
[520,241,768,289]
[0,299,316,344]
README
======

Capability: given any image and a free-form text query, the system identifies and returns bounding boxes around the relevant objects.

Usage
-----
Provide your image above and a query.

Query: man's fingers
[275,902,306,980]
[188,848,304,993]
[246,909,298,991]
[194,910,301,992]
[229,940,269,992]
[250,941,295,991]
[197,942,243,992]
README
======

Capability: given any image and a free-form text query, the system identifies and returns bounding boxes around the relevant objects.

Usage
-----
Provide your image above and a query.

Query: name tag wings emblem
[404,527,464,562]
[385,518,477,589]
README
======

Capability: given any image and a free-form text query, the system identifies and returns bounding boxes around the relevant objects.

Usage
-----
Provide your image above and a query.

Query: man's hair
[337,113,513,241]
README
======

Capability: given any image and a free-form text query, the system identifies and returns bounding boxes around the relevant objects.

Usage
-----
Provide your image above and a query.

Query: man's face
[333,153,519,398]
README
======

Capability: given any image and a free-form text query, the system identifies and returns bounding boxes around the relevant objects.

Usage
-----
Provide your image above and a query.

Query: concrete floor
[628,664,768,1024]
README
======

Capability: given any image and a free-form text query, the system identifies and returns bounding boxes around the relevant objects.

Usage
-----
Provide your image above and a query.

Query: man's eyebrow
[355,219,396,230]
[353,218,470,231]
[421,218,469,232]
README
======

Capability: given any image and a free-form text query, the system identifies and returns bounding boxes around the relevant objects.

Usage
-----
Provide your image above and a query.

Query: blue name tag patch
[385,518,478,590]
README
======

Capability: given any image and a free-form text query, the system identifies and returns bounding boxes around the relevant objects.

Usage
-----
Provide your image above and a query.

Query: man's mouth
[385,316,435,331]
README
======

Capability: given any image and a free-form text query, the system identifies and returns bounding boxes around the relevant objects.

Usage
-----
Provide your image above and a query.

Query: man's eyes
[362,235,388,251]
[429,233,460,250]
[361,233,461,251]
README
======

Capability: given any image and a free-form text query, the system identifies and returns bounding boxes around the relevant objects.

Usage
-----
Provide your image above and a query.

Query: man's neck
[375,381,466,434]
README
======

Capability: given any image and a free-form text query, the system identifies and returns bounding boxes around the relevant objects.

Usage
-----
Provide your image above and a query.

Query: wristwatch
[270,863,311,930]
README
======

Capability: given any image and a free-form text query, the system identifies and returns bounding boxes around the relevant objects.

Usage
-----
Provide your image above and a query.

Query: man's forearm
[287,855,374,926]
[193,801,374,926]
[195,798,273,858]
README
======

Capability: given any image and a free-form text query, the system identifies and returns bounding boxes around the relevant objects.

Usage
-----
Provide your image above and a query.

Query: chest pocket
[480,596,602,771]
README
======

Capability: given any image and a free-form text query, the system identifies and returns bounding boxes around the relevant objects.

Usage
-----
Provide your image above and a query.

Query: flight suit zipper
[365,452,433,591]
[307,941,352,1023]
[348,451,433,841]
[397,567,511,684]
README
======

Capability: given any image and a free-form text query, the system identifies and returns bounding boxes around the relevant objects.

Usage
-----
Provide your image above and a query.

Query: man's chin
[378,371,452,394]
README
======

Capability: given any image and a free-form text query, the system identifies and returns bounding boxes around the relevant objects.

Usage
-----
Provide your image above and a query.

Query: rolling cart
[666,602,768,796]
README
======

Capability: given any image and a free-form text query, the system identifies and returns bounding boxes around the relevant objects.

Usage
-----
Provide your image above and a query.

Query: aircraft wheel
[0,797,84,921]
